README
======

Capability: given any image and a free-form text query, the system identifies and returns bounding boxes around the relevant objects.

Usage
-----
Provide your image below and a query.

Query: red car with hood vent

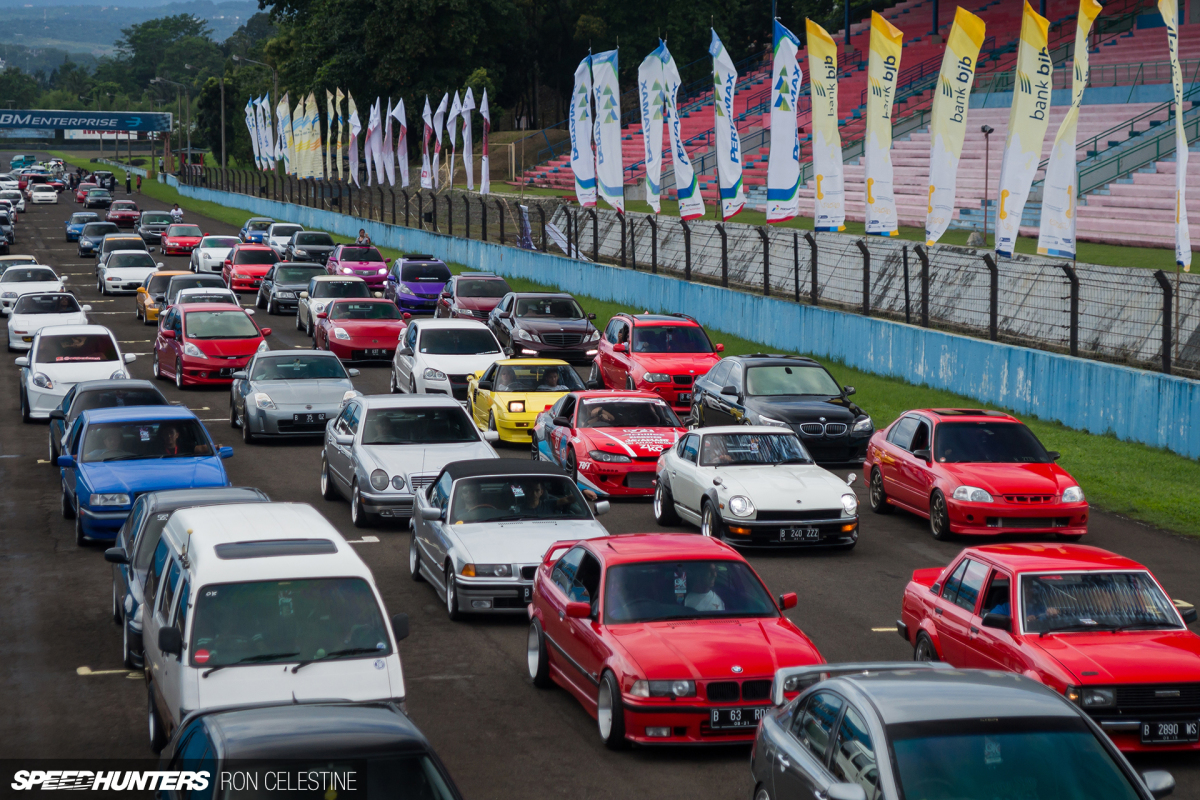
[899,543,1200,752]
[152,302,271,387]
[221,243,278,292]
[532,390,686,497]
[435,271,511,321]
[313,298,410,362]
[527,533,820,748]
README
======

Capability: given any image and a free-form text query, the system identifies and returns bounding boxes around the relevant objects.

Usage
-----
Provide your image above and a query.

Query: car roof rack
[772,661,952,705]
[402,253,437,260]
[930,409,1007,417]
[741,353,818,362]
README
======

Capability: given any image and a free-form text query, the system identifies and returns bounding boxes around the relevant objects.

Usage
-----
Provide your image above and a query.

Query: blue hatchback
[77,221,121,257]
[65,211,100,242]
[239,216,275,244]
[57,406,233,546]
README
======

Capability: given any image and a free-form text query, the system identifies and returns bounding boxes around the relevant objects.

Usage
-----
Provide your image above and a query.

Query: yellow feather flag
[806,19,845,232]
[865,11,903,236]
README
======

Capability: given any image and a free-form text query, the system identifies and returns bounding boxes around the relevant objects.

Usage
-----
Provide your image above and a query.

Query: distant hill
[0,43,99,74]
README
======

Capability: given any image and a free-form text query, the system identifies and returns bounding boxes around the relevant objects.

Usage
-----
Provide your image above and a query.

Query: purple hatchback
[383,255,452,314]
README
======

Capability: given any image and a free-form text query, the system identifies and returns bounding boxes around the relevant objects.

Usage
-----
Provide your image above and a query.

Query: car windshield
[449,475,591,523]
[329,301,402,321]
[934,422,1052,464]
[0,257,37,267]
[889,716,1140,800]
[70,214,98,224]
[247,220,273,231]
[457,277,510,297]
[14,294,79,314]
[698,432,811,466]
[270,225,302,237]
[108,253,156,270]
[341,246,384,262]
[142,213,171,225]
[745,364,841,396]
[295,232,333,246]
[631,324,712,353]
[169,277,224,300]
[103,239,146,252]
[362,406,478,445]
[177,292,235,305]
[167,225,202,237]
[234,249,278,265]
[401,261,451,282]
[112,203,137,211]
[185,310,260,340]
[493,363,585,392]
[88,190,111,197]
[1021,571,1180,634]
[3,268,56,283]
[578,398,681,428]
[603,560,778,623]
[250,355,347,381]
[200,236,239,248]
[515,297,585,319]
[419,328,500,355]
[276,266,325,284]
[189,577,391,668]
[81,419,212,462]
[314,281,371,299]
[146,274,176,293]
[72,388,167,420]
[82,223,120,237]
[0,190,21,200]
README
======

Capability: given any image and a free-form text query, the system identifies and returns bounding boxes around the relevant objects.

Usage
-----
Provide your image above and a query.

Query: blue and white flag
[710,29,744,220]
[245,98,262,170]
[766,20,802,223]
[637,48,666,212]
[659,41,704,220]
[591,49,624,213]
[570,57,597,206]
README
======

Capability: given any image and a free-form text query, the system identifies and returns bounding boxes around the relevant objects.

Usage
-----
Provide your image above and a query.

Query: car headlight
[89,493,130,506]
[462,563,511,578]
[341,390,358,402]
[377,267,387,275]
[370,469,390,491]
[841,493,859,516]
[630,679,696,698]
[277,291,296,299]
[515,328,532,341]
[1081,687,1115,708]
[253,392,276,410]
[109,369,128,380]
[586,329,601,342]
[341,267,353,274]
[852,415,873,432]
[32,372,53,389]
[589,450,632,463]
[423,367,447,381]
[1061,486,1085,504]
[182,342,207,358]
[952,486,993,503]
[294,248,307,255]
[728,495,755,517]
[391,475,407,490]
[333,327,351,340]
[643,372,671,383]
[508,400,525,413]
[1,291,16,299]
[756,414,790,428]
[312,301,327,314]
[256,340,270,354]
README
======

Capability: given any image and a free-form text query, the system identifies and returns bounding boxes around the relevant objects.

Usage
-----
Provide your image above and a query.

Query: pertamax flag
[420,96,433,189]
[637,47,666,213]
[926,7,986,246]
[570,58,597,206]
[865,12,903,236]
[447,91,462,189]
[326,90,336,179]
[294,95,309,176]
[348,92,361,186]
[806,19,844,231]
[767,20,802,223]
[1037,0,1101,258]
[260,97,275,170]
[591,49,624,213]
[461,89,476,190]
[246,99,262,170]
[432,93,448,189]
[711,30,744,220]
[659,42,705,220]
[480,90,491,195]
[254,98,269,169]
[335,89,345,181]
[1160,0,1191,269]
[995,1,1052,258]
[392,99,409,188]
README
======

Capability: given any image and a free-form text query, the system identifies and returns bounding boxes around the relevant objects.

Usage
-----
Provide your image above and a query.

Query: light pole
[232,54,278,107]
[153,76,190,173]
[981,124,994,246]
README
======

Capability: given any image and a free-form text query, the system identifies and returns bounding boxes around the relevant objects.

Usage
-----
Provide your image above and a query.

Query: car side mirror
[391,612,409,642]
[158,627,183,657]
[1142,771,1175,800]
[14,356,29,367]
[56,455,76,468]
[715,343,725,352]
[1174,600,1197,624]
[137,287,147,294]
[1047,450,1061,461]
[477,380,494,391]
[387,274,397,282]
[553,416,572,428]
[419,505,443,521]
[244,309,255,316]
[826,784,867,800]
[316,312,327,319]
[981,612,1012,633]
[778,592,798,610]
[565,601,592,618]
[81,305,92,312]
[398,346,412,357]
[334,433,354,446]
[845,473,858,487]
[124,353,136,363]
[912,449,931,463]
[261,328,272,337]
[49,409,65,420]
[587,312,597,320]
[842,385,856,396]
[299,291,309,299]
[720,385,739,398]
[104,546,129,565]
[483,430,500,443]
[156,262,165,269]
[217,446,234,459]
[593,500,610,516]
[348,368,361,377]
[612,342,627,353]
[162,330,176,339]
[230,371,248,380]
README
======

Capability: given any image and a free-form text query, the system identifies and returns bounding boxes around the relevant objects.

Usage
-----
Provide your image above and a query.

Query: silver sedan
[230,351,360,442]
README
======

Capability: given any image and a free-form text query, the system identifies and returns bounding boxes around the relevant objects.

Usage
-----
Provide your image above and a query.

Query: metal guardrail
[1077,107,1200,196]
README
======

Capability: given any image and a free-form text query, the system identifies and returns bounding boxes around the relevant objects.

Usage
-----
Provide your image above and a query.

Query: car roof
[510,291,575,300]
[177,303,246,313]
[234,243,275,250]
[141,487,269,513]
[401,253,443,261]
[959,543,1144,573]
[458,271,498,277]
[584,533,741,565]
[439,458,565,481]
[161,503,369,584]
[102,234,143,240]
[726,354,822,366]
[73,378,161,394]
[359,393,470,410]
[149,270,190,277]
[492,358,570,366]
[82,405,198,424]
[625,313,701,326]
[570,390,670,402]
[245,217,274,223]
[258,349,340,360]
[35,323,108,337]
[912,408,1016,421]
[411,318,488,330]
[108,249,154,256]
[0,254,38,262]
[311,274,365,282]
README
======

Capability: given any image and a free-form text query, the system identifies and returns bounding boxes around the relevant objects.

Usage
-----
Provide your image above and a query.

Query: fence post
[389,188,396,225]
[619,213,627,268]
[915,244,930,327]
[1059,264,1080,356]
[416,192,424,230]
[681,219,692,281]
[445,195,453,237]
[982,253,999,341]
[498,199,507,245]
[855,240,870,316]
[564,209,572,255]
[716,223,729,287]
[758,227,770,296]
[537,206,547,251]
[348,183,354,216]
[805,233,818,306]
[1154,269,1173,374]
[481,197,488,241]
[648,215,658,273]
[902,245,911,324]
[793,232,800,303]
[432,192,439,231]
[629,214,637,269]
[590,207,598,262]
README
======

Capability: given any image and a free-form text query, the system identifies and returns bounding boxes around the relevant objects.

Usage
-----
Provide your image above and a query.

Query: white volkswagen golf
[16,325,135,422]
[97,250,162,295]
[5,292,90,351]
[391,318,505,400]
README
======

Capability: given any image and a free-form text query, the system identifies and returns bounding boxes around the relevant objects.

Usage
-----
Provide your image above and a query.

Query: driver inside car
[536,368,563,391]
[85,427,126,461]
[684,563,726,611]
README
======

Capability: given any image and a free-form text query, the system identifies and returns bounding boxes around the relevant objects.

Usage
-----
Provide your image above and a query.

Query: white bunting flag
[420,97,433,189]
[393,100,409,188]
[1161,0,1192,270]
[364,99,379,185]
[570,58,597,206]
[383,98,396,186]
[432,93,448,189]
[659,42,704,220]
[637,48,666,212]
[480,90,491,195]
[246,99,262,170]
[461,88,476,191]
[347,92,362,187]
[447,91,462,189]
[260,96,275,170]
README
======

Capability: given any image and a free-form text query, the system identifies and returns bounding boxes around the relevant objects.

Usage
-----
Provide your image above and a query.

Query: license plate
[677,392,691,404]
[217,368,233,378]
[293,412,327,424]
[521,586,532,603]
[363,348,388,357]
[710,707,767,729]
[780,527,821,542]
[1141,721,1199,744]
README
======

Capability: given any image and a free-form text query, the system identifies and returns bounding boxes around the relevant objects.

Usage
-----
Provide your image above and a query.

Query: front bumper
[110,217,138,228]
[578,461,658,496]
[78,243,98,256]
[8,332,32,350]
[78,505,130,539]
[228,275,265,292]
[619,698,772,744]
[718,514,859,548]
[140,230,165,243]
[163,242,199,256]
[180,356,253,385]
[102,277,145,293]
[144,304,163,322]
[246,405,341,437]
[326,339,395,362]
[493,410,539,443]
[32,196,57,204]
[359,488,416,518]
[947,499,1089,536]
[26,382,69,419]
[394,296,440,314]
[512,340,600,365]
[269,293,300,310]
[66,229,83,241]
[795,431,872,466]
[1094,716,1200,752]
[454,576,533,612]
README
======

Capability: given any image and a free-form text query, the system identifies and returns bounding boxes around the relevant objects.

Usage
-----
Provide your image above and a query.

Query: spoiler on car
[772,661,953,705]
[541,540,583,566]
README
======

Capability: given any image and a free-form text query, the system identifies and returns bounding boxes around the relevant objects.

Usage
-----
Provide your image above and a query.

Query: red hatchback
[527,534,821,748]
[313,298,409,361]
[161,223,204,256]
[531,390,686,497]
[899,543,1200,752]
[152,302,271,388]
[106,200,140,228]
[434,272,511,320]
[74,182,98,203]
[222,243,278,292]
[863,408,1088,540]
[591,313,723,415]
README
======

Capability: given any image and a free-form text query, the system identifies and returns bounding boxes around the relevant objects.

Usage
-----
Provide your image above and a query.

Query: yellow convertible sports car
[467,358,586,443]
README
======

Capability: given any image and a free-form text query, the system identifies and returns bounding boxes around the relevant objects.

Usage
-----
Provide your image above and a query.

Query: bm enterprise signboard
[0,110,171,133]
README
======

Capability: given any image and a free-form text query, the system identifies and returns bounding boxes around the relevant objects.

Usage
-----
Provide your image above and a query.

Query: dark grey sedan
[284,230,336,264]
[255,262,326,315]
[752,663,1176,800]
[229,350,359,442]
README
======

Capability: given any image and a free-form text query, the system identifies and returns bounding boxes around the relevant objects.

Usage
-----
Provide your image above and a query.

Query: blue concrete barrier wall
[177,183,1200,461]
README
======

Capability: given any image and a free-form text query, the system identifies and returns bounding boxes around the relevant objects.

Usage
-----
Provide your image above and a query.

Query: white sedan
[654,425,861,549]
[6,292,90,351]
[0,265,66,314]
[30,185,58,204]
[0,189,26,212]
[174,286,241,306]
[97,250,162,295]
[189,234,240,274]
[15,324,135,422]
[266,223,303,255]
[391,318,505,398]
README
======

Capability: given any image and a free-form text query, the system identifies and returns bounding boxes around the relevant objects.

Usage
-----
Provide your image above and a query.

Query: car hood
[37,359,123,384]
[716,465,854,511]
[580,426,685,459]
[189,338,262,358]
[196,657,397,711]
[360,441,497,478]
[1031,629,1200,684]
[275,279,318,290]
[398,280,445,296]
[517,318,595,334]
[249,379,353,407]
[943,463,1073,496]
[230,264,271,276]
[453,519,608,564]
[329,320,406,341]
[3,281,64,297]
[295,243,335,253]
[338,260,386,270]
[608,617,823,681]
[197,247,233,260]
[10,311,88,331]
[631,351,721,375]
[419,353,503,375]
[456,296,502,312]
[79,456,228,495]
[745,396,859,423]
[166,235,201,243]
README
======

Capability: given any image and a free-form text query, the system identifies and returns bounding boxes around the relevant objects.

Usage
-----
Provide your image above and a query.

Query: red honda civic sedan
[899,543,1200,752]
[106,200,140,228]
[313,298,409,362]
[161,223,204,256]
[74,182,98,203]
[863,408,1088,540]
[221,243,278,292]
[527,533,822,748]
[152,302,271,388]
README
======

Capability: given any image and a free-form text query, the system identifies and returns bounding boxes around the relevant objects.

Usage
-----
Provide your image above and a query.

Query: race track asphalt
[2,151,1199,798]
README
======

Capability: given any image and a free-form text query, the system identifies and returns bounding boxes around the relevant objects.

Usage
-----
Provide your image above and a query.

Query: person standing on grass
[136,175,142,193]
[125,174,132,195]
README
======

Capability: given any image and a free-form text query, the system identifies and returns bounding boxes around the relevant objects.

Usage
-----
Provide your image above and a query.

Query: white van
[142,502,409,752]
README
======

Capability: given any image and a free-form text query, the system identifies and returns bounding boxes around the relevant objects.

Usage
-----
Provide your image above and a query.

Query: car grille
[673,375,694,386]
[409,473,437,491]
[798,422,848,436]
[448,374,471,402]
[986,517,1071,528]
[1115,684,1200,712]
[741,680,772,702]
[276,419,327,433]
[624,472,656,489]
[1004,494,1055,504]
[520,566,537,581]
[706,682,740,702]
[704,679,773,702]
[541,333,583,347]
[754,509,843,522]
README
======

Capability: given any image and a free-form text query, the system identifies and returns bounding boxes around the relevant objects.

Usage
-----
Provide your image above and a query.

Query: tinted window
[1021,571,1179,634]
[934,422,1052,464]
[141,213,172,225]
[603,559,778,623]
[419,328,500,355]
[250,355,347,381]
[329,301,402,320]
[746,364,841,396]
[698,432,810,466]
[362,406,478,445]
[941,560,970,605]
[888,417,919,450]
[275,266,325,284]
[514,297,584,319]
[793,692,844,761]
[295,232,333,246]
[953,559,989,613]
[833,707,881,800]
[2,267,56,283]
[71,388,167,419]
[631,324,712,354]
[247,220,272,231]
[146,274,174,293]
[551,547,587,595]
[340,246,384,262]
[199,236,239,248]
[134,510,175,571]
[457,277,510,297]
[704,360,732,388]
[184,311,260,340]
[145,538,170,610]
[492,363,584,392]
[400,261,451,282]
[450,475,591,524]
[82,419,213,462]
[107,253,156,270]
[36,333,117,363]
[169,275,224,295]
[314,281,371,299]
[102,238,146,252]
[233,249,278,265]
[269,225,302,237]
[71,214,99,224]
[166,225,203,237]
[13,294,79,314]
[679,433,699,463]
[577,398,681,428]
